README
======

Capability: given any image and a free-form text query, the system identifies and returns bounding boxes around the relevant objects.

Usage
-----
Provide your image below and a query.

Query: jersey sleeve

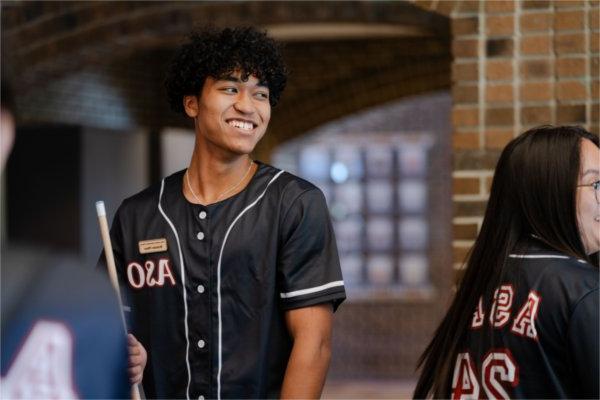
[277,188,346,311]
[567,287,599,399]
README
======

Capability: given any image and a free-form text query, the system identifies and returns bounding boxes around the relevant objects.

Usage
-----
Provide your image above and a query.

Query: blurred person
[0,80,130,398]
[99,26,345,399]
[414,126,599,399]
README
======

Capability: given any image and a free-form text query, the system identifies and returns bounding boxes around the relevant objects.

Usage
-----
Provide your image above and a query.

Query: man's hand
[280,303,333,399]
[127,334,147,385]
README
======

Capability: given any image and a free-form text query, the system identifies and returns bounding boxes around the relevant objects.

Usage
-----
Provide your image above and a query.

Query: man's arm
[280,303,333,399]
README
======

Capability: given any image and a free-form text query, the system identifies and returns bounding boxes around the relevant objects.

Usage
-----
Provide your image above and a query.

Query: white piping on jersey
[216,170,285,400]
[509,254,569,259]
[280,280,345,299]
[158,179,192,400]
[509,254,587,264]
[509,254,588,264]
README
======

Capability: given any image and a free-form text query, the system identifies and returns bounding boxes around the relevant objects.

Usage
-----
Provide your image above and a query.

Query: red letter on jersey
[158,258,176,286]
[0,320,77,399]
[482,349,519,400]
[451,352,480,400]
[471,297,485,329]
[510,291,541,340]
[127,262,145,289]
[489,285,513,328]
[145,261,158,287]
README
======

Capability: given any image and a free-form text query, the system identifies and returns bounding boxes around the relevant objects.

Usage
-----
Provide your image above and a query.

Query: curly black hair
[165,26,288,114]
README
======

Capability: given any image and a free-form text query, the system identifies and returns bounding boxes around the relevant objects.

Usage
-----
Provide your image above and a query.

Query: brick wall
[413,0,599,278]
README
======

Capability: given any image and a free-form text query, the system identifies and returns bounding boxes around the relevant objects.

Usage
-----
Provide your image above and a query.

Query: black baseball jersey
[451,238,599,399]
[102,161,346,399]
[1,246,129,398]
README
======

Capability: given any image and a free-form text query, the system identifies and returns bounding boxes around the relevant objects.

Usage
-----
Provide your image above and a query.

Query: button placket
[191,207,209,398]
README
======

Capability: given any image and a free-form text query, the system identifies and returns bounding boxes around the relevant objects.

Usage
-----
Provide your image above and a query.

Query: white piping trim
[280,280,345,299]
[158,179,192,400]
[216,170,285,400]
[509,254,588,265]
[509,254,569,259]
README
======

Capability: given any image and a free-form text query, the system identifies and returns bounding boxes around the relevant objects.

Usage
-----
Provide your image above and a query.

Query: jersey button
[197,339,206,349]
[197,284,205,294]
[199,211,207,220]
[196,231,205,240]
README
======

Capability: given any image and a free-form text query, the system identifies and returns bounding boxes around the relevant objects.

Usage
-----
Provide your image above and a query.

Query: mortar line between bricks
[479,172,487,196]
[453,217,484,224]
[550,2,557,125]
[514,0,522,137]
[584,1,592,130]
[453,240,476,247]
[478,0,486,149]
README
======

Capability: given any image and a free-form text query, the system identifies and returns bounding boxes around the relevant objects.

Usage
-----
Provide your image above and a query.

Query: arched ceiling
[1,1,451,156]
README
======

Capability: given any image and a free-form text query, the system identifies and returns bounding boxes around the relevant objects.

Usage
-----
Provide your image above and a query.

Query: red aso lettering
[471,297,485,329]
[451,352,480,399]
[0,321,77,399]
[510,291,541,340]
[489,285,514,328]
[127,258,176,289]
[452,349,519,400]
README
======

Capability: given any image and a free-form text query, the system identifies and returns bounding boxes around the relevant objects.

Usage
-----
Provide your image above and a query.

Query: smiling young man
[102,27,346,399]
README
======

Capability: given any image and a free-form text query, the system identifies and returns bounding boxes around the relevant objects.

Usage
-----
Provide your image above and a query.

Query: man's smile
[226,118,258,132]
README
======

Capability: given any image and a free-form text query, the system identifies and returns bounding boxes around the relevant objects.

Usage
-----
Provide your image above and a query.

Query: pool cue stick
[96,201,142,400]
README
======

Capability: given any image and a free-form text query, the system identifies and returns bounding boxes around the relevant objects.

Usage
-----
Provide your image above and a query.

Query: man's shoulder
[258,162,324,200]
[119,170,185,214]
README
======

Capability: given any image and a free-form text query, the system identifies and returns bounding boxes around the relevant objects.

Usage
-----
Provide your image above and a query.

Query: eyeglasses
[577,180,600,204]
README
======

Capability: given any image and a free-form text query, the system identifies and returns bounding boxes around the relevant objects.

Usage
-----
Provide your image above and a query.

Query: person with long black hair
[414,125,599,399]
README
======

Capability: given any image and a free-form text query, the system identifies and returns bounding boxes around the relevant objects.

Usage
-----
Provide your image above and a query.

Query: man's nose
[234,92,254,114]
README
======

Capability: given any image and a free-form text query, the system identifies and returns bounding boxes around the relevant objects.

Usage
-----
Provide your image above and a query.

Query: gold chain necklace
[185,160,254,204]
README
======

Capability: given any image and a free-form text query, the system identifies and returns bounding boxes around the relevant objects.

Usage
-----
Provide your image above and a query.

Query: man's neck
[184,149,254,205]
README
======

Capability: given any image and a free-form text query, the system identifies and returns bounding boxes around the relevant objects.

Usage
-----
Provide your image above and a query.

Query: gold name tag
[138,238,168,254]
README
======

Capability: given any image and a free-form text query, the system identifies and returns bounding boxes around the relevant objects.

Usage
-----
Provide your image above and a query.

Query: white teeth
[228,120,254,131]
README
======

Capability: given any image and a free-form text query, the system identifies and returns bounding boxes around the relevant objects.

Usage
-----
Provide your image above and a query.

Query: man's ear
[183,95,199,118]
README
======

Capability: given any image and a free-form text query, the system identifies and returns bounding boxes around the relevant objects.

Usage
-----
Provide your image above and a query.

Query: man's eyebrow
[220,76,241,83]
[219,75,269,88]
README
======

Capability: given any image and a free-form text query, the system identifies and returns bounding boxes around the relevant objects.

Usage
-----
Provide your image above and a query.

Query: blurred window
[273,133,434,297]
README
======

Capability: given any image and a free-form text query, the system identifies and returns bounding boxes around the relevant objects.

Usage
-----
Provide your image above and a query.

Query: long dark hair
[413,125,599,398]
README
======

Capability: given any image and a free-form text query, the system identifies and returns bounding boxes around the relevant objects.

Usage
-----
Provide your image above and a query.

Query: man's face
[184,70,271,158]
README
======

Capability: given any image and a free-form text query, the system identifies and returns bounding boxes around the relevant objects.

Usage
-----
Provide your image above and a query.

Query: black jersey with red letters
[450,238,599,399]
[100,162,346,399]
[2,248,129,399]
